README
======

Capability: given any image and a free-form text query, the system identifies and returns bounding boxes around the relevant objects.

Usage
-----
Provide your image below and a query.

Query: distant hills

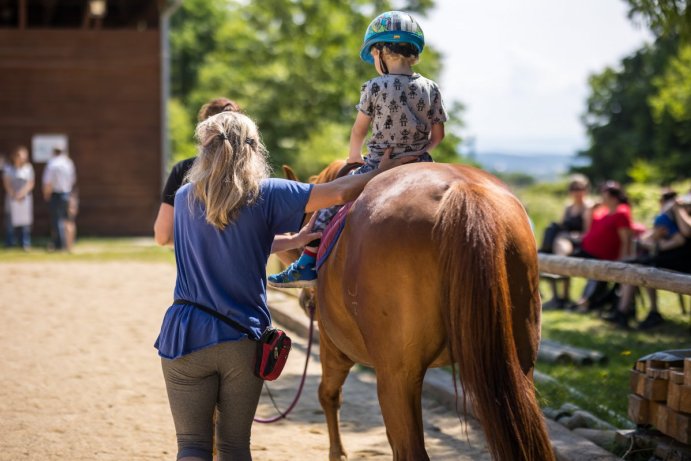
[472,152,583,181]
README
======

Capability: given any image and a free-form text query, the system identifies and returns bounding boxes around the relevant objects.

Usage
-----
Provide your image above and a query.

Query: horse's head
[306,159,347,185]
[282,165,300,182]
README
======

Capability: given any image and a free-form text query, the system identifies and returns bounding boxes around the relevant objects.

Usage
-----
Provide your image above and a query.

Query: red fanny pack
[174,299,291,381]
[255,327,291,381]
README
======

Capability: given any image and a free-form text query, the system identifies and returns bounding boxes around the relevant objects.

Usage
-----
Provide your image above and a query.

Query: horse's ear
[282,165,299,181]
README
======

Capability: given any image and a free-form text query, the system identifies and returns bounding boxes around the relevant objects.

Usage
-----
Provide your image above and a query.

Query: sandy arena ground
[0,261,491,460]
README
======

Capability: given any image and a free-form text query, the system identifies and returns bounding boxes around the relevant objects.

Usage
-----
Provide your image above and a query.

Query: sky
[422,0,653,156]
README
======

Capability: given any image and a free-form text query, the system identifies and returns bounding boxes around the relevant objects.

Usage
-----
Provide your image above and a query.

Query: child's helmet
[360,11,425,64]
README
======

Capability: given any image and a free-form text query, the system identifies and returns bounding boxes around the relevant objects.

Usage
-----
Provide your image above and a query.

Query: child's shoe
[268,260,317,288]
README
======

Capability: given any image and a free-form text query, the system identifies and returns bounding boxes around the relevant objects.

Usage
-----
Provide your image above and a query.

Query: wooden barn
[0,0,170,237]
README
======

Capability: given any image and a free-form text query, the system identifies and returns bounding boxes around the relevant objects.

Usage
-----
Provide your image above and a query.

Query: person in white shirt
[42,147,76,251]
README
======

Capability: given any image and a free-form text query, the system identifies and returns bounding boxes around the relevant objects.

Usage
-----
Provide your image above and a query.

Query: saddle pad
[316,202,354,271]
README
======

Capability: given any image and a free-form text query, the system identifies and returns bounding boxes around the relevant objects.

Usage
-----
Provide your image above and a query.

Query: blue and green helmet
[359,11,425,64]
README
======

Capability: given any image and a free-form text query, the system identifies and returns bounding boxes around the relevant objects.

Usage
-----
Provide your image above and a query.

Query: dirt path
[0,261,490,460]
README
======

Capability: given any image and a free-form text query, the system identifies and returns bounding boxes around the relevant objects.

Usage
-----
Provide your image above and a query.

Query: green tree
[623,0,691,40]
[169,98,197,165]
[576,40,672,183]
[576,0,691,184]
[169,0,231,100]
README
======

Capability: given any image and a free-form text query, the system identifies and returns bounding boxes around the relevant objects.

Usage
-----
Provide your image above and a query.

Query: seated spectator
[674,189,691,235]
[637,189,685,256]
[573,181,634,314]
[539,174,592,309]
[612,188,691,329]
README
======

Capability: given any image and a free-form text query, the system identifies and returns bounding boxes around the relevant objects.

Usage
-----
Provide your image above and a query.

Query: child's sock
[297,248,317,267]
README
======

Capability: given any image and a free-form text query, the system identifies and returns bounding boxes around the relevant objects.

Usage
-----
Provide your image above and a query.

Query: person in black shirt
[160,158,196,209]
[154,98,241,246]
[540,174,592,309]
[154,97,322,251]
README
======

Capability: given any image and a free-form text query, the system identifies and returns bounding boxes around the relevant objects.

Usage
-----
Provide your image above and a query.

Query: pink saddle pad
[316,202,354,270]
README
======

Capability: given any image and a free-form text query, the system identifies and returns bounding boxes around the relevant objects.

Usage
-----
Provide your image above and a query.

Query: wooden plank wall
[0,30,161,237]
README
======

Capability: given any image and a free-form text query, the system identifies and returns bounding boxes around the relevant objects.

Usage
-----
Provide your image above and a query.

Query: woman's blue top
[155,178,313,359]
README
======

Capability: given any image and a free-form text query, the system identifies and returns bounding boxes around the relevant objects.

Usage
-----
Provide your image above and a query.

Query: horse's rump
[317,163,515,366]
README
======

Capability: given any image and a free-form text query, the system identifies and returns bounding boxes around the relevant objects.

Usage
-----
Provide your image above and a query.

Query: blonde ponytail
[186,111,271,229]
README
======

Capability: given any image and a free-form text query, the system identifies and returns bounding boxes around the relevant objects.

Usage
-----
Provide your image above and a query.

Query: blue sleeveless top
[155,179,313,359]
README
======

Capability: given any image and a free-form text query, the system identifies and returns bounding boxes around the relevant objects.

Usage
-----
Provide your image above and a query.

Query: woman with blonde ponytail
[186,112,271,229]
[155,111,409,461]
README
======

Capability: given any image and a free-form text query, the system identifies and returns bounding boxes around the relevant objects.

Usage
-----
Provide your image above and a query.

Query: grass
[535,278,690,429]
[0,237,175,263]
[520,180,691,428]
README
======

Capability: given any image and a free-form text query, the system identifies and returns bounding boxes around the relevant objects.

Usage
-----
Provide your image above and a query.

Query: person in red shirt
[573,181,634,317]
[580,182,633,261]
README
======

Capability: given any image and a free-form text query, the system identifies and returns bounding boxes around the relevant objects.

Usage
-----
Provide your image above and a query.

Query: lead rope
[254,303,316,423]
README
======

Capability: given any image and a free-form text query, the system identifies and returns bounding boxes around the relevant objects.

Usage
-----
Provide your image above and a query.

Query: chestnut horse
[285,161,554,461]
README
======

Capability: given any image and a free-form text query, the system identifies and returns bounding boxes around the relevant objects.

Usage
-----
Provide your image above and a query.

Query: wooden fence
[538,254,691,296]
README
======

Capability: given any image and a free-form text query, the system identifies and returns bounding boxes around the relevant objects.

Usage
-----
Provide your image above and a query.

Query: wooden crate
[628,393,650,424]
[628,357,691,447]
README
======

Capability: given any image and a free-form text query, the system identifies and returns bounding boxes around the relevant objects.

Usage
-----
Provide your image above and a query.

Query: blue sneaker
[267,260,317,288]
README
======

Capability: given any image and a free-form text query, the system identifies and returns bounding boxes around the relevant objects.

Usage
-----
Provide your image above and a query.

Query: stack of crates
[628,357,691,444]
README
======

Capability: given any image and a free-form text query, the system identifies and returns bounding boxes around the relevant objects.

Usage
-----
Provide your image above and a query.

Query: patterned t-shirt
[356,73,448,164]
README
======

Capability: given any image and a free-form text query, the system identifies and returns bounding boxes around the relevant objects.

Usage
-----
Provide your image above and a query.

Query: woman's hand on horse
[305,149,414,212]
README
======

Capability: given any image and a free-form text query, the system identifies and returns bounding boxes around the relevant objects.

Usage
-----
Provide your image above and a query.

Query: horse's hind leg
[318,330,354,461]
[375,366,429,461]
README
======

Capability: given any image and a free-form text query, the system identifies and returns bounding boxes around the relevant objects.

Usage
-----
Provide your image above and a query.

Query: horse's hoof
[328,451,347,461]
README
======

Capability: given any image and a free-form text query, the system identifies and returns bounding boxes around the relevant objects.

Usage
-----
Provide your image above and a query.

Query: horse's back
[318,163,533,368]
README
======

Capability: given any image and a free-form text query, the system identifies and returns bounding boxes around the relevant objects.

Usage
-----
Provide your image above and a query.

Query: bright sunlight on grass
[0,237,175,263]
[536,278,689,429]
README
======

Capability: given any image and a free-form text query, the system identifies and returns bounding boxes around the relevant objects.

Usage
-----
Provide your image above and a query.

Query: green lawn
[0,237,175,263]
[536,278,689,429]
[521,180,690,429]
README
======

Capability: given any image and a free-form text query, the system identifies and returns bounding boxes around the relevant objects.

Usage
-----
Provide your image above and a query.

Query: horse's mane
[308,159,346,185]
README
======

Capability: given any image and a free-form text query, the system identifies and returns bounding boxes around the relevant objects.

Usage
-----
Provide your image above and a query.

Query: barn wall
[0,30,161,237]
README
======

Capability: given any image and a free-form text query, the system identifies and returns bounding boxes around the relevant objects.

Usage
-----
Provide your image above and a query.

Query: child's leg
[268,206,342,288]
[268,160,387,288]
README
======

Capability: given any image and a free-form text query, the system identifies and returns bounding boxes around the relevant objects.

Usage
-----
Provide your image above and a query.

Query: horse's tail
[433,182,554,461]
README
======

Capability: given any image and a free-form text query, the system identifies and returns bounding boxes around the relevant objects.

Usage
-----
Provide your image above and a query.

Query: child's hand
[378,148,416,171]
[346,155,365,165]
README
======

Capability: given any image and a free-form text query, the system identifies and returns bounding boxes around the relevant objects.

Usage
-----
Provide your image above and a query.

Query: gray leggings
[161,339,263,461]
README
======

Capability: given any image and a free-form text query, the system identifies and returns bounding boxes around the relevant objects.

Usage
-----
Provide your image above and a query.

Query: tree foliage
[624,0,691,40]
[169,98,197,166]
[576,2,691,184]
[168,0,464,177]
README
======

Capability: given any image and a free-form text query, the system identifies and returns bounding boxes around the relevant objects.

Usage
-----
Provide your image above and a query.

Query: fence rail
[537,254,691,296]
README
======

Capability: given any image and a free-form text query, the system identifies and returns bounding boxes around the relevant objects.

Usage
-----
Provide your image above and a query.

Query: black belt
[174,299,255,339]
